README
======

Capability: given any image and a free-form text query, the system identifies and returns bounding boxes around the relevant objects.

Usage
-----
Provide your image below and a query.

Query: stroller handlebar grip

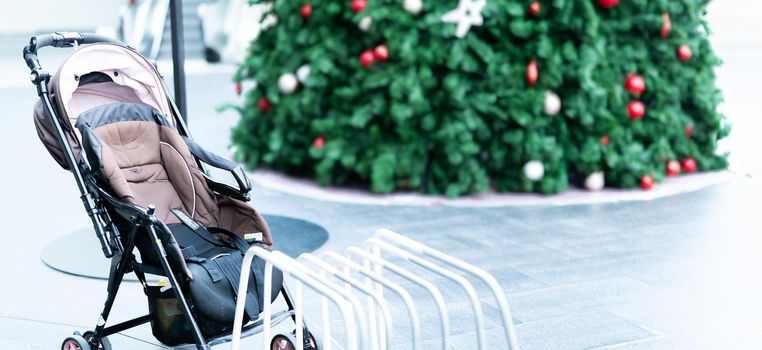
[33,32,122,50]
[32,34,58,50]
[80,33,124,45]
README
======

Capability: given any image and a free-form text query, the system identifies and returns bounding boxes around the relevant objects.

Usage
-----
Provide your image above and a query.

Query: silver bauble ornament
[403,0,423,15]
[584,172,605,191]
[296,65,311,83]
[523,160,545,181]
[543,91,562,116]
[358,16,373,31]
[278,73,298,94]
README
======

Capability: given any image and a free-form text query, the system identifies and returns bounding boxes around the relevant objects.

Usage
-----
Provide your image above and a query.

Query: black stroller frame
[24,33,309,350]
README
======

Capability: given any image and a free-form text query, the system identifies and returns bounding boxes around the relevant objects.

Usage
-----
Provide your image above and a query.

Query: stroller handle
[23,32,125,79]
[25,32,127,258]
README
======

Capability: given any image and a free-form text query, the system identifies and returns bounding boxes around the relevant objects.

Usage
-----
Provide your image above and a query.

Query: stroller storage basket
[146,284,196,346]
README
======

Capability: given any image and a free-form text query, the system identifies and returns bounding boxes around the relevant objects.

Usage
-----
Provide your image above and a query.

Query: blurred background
[1,0,267,63]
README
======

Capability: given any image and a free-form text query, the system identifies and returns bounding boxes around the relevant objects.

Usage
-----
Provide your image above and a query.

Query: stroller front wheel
[270,331,321,350]
[82,331,112,350]
[61,335,90,350]
[271,334,295,350]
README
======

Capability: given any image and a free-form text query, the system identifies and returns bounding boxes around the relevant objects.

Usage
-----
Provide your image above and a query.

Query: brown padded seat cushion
[75,103,272,248]
[95,120,191,224]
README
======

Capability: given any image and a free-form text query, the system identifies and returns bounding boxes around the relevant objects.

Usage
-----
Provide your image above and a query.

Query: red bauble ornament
[681,157,697,173]
[526,59,538,87]
[529,1,541,16]
[313,135,325,149]
[351,0,367,13]
[628,101,645,120]
[597,0,619,9]
[258,97,272,112]
[677,45,693,62]
[300,4,313,18]
[235,81,242,96]
[625,74,646,95]
[640,175,655,190]
[359,50,375,68]
[373,44,389,61]
[666,160,681,176]
[685,125,694,138]
[600,136,610,145]
[660,12,672,38]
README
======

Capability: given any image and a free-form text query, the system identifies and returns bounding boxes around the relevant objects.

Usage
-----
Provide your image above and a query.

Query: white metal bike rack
[322,251,422,350]
[231,247,360,350]
[231,229,520,350]
[375,229,520,350]
[345,247,450,349]
[299,253,394,350]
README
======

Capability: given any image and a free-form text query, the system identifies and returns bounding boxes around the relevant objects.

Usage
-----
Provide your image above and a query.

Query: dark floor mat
[41,215,329,281]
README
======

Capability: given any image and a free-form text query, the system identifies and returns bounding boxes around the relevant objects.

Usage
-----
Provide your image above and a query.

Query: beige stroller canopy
[57,43,172,123]
[34,43,176,169]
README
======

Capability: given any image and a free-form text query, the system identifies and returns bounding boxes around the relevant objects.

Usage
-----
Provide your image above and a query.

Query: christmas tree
[230,0,728,197]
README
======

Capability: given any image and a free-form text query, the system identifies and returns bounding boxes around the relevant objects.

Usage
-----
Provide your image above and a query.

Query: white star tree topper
[441,0,487,38]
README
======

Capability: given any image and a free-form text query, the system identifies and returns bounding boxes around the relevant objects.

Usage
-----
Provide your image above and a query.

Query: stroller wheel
[270,331,321,350]
[82,331,112,350]
[61,335,90,350]
[306,331,322,350]
[270,334,295,350]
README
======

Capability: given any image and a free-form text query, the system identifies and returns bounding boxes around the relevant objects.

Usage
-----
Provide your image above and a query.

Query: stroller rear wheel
[82,331,112,350]
[61,335,90,350]
[270,331,321,350]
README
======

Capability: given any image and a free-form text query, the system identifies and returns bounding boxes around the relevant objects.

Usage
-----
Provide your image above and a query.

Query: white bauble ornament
[523,160,545,181]
[278,73,298,94]
[543,91,562,116]
[403,0,423,15]
[358,16,373,31]
[296,64,311,83]
[584,171,605,191]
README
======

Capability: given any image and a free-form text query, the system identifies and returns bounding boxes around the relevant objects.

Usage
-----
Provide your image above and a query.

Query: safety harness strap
[213,256,259,319]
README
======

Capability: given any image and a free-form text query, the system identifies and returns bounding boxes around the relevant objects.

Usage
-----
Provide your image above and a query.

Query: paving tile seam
[501,280,619,299]
[0,315,166,348]
[511,249,666,272]
[0,314,87,330]
[511,294,635,314]
[0,337,42,348]
[610,316,667,338]
[589,335,669,350]
[511,309,626,328]
[507,264,614,287]
[112,333,170,349]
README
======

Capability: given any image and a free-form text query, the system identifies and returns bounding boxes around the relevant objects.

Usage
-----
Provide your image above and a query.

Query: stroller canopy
[34,43,175,169]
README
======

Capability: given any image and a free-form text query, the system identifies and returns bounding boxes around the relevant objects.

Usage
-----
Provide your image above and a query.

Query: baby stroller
[25,32,319,350]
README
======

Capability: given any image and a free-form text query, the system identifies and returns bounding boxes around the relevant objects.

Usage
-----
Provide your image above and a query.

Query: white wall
[0,0,122,34]
[707,0,762,176]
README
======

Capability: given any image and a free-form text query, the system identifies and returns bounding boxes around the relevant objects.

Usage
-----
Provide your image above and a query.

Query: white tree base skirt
[250,169,737,207]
